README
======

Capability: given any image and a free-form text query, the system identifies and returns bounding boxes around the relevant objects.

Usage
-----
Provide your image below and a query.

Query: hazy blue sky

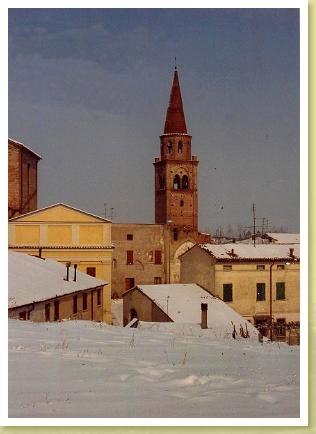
[8,9,300,233]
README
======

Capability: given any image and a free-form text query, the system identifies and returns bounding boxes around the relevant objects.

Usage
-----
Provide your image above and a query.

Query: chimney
[64,262,71,281]
[201,303,208,329]
[73,264,78,282]
[289,248,294,258]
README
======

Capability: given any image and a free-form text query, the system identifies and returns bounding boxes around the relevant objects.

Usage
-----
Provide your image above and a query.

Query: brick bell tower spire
[154,66,199,233]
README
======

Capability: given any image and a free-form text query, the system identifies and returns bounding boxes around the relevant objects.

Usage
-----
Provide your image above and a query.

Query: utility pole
[110,208,114,221]
[253,203,256,247]
[104,203,107,219]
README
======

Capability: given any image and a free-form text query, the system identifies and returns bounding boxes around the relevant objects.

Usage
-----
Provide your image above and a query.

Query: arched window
[178,141,183,153]
[173,174,181,190]
[167,141,173,153]
[182,175,189,189]
[180,200,184,207]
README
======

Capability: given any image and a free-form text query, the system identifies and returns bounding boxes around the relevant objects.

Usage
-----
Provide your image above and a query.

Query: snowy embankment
[9,319,299,418]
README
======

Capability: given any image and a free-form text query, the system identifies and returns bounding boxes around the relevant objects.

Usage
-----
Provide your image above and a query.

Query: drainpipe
[64,262,71,281]
[269,261,275,341]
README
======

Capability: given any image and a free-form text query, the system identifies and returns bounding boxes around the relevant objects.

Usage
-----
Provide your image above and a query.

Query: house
[180,243,300,339]
[261,233,300,244]
[122,283,259,339]
[8,138,42,218]
[8,251,107,322]
[8,203,113,323]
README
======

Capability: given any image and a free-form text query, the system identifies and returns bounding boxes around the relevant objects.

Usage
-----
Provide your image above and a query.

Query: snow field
[9,319,299,418]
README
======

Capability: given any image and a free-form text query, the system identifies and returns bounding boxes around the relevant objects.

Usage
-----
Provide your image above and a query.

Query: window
[154,250,162,264]
[125,277,135,291]
[277,264,285,270]
[178,141,183,153]
[276,282,285,300]
[127,234,133,240]
[182,175,189,189]
[54,301,59,320]
[73,295,78,314]
[86,267,96,277]
[97,288,102,306]
[256,283,266,301]
[127,250,133,265]
[83,293,88,310]
[223,284,233,302]
[180,200,184,207]
[45,303,50,321]
[167,141,173,153]
[154,277,162,284]
[223,265,232,272]
[276,318,286,337]
[19,311,27,320]
[257,264,265,271]
[173,227,178,241]
[173,174,181,190]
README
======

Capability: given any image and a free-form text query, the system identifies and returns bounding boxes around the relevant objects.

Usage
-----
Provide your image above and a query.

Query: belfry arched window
[178,141,183,153]
[167,141,173,153]
[173,174,181,190]
[182,175,189,189]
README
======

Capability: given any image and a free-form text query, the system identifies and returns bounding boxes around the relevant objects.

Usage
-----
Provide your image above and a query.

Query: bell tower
[154,66,199,233]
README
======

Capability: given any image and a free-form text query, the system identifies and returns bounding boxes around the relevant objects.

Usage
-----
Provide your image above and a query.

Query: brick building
[8,138,41,219]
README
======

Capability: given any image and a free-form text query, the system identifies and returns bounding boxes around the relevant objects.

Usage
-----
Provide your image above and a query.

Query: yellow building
[8,203,113,323]
[180,243,300,339]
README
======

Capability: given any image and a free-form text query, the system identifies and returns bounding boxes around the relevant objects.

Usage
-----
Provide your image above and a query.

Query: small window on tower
[173,227,178,241]
[173,175,181,190]
[167,142,173,153]
[182,175,189,189]
[180,200,184,207]
[178,141,183,153]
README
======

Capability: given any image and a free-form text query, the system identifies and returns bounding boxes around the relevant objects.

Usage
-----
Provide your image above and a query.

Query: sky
[8,8,300,234]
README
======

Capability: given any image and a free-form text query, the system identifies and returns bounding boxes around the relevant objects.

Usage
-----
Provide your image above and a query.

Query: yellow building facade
[180,243,300,337]
[8,203,113,323]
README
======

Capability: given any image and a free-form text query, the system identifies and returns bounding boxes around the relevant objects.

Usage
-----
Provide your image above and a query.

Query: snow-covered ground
[8,319,300,418]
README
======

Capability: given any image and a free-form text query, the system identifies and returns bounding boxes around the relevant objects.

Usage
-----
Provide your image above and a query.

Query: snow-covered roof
[8,251,106,308]
[264,233,300,244]
[8,138,42,159]
[199,243,300,260]
[135,284,258,337]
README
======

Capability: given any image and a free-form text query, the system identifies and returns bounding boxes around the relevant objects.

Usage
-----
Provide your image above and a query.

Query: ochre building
[8,203,113,323]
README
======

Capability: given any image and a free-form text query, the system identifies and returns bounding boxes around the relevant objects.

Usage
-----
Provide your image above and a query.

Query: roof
[263,233,300,244]
[9,202,112,223]
[163,68,188,134]
[198,243,300,261]
[8,251,106,309]
[132,284,258,337]
[8,138,42,160]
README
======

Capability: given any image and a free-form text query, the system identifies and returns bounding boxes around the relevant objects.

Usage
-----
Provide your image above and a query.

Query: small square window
[86,267,96,277]
[127,234,133,240]
[223,265,232,272]
[277,264,285,270]
[257,265,265,271]
[223,284,233,302]
[276,282,285,300]
[256,283,266,301]
[154,250,162,264]
[125,277,135,290]
[154,277,162,284]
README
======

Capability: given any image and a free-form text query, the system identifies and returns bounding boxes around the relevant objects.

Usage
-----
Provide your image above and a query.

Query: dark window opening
[276,282,286,300]
[130,308,138,320]
[127,250,134,265]
[276,318,286,337]
[154,276,162,284]
[125,277,135,291]
[182,175,189,189]
[127,234,133,240]
[83,293,88,310]
[97,288,102,306]
[173,227,178,241]
[154,250,162,264]
[45,303,50,321]
[256,283,266,301]
[54,301,59,321]
[86,267,96,277]
[277,264,285,270]
[180,200,184,207]
[19,311,27,320]
[178,141,183,153]
[73,295,78,314]
[173,174,181,190]
[257,264,265,271]
[223,284,233,302]
[167,141,173,153]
